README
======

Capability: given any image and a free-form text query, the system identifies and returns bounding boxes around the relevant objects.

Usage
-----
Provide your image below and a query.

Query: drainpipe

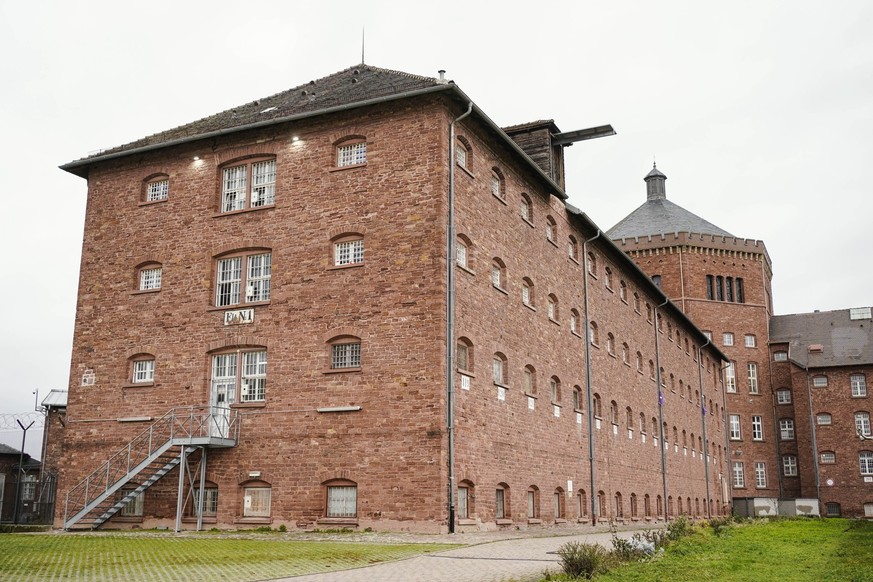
[446,102,472,534]
[718,361,731,515]
[654,299,669,519]
[697,337,712,518]
[581,229,600,523]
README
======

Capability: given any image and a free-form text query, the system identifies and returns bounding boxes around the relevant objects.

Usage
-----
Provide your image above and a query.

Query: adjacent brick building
[608,167,873,518]
[54,65,729,532]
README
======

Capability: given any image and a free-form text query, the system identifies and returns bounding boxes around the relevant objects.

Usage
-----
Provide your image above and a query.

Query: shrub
[639,528,670,549]
[557,541,612,579]
[667,515,692,540]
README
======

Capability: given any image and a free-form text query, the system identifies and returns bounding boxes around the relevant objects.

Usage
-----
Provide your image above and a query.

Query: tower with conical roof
[609,166,783,509]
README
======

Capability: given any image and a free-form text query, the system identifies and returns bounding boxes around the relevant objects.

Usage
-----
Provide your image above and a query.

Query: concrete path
[273,527,641,582]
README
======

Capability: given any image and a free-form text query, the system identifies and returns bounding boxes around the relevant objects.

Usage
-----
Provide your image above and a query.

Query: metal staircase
[64,406,239,531]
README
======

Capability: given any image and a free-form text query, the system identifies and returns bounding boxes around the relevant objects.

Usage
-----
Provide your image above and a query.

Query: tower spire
[644,163,667,201]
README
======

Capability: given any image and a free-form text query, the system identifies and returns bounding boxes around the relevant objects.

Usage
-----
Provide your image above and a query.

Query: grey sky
[2,0,871,457]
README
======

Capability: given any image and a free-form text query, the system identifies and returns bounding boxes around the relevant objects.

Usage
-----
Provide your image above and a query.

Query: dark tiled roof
[0,443,22,456]
[608,198,735,239]
[770,308,873,368]
[63,64,448,170]
[502,119,559,132]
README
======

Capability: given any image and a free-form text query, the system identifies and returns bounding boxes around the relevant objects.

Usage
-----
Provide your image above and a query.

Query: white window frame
[782,455,798,477]
[120,489,144,517]
[193,487,219,517]
[456,240,467,268]
[723,332,734,346]
[212,350,267,403]
[860,452,873,476]
[820,452,836,464]
[331,342,361,370]
[216,252,272,307]
[754,462,767,488]
[221,159,276,212]
[852,374,867,397]
[337,142,367,167]
[491,263,503,289]
[748,363,758,394]
[744,334,756,348]
[856,412,871,437]
[776,389,792,404]
[327,485,357,518]
[243,486,271,517]
[732,461,745,488]
[780,419,795,440]
[334,239,364,266]
[548,297,556,320]
[492,356,505,385]
[729,415,741,440]
[495,488,506,519]
[133,359,155,384]
[751,415,763,441]
[455,140,468,168]
[522,282,531,306]
[725,361,737,393]
[813,375,828,388]
[146,178,169,202]
[816,413,832,426]
[774,351,788,362]
[139,267,162,291]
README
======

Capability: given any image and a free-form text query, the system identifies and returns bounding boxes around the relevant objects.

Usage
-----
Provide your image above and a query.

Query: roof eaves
[60,83,457,178]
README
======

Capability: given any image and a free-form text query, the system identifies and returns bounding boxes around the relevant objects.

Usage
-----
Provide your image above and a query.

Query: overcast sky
[1,0,871,457]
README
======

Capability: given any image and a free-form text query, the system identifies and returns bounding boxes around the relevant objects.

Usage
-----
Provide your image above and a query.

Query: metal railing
[64,406,238,527]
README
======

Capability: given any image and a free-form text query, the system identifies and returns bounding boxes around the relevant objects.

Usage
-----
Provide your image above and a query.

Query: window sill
[207,301,270,312]
[323,367,362,375]
[549,318,560,326]
[231,402,266,409]
[587,273,598,280]
[547,238,559,249]
[523,303,536,312]
[122,382,156,389]
[494,382,510,389]
[317,517,359,526]
[457,519,477,526]
[329,162,367,173]
[492,285,508,295]
[234,517,273,524]
[457,370,475,377]
[527,518,542,524]
[138,198,169,208]
[569,256,579,265]
[492,192,508,205]
[555,518,567,524]
[131,289,161,296]
[327,262,365,271]
[605,285,614,294]
[552,402,562,408]
[522,217,535,229]
[457,163,475,178]
[571,330,582,338]
[608,352,617,359]
[457,264,476,276]
[577,518,591,523]
[212,205,276,218]
[496,518,514,526]
[182,516,217,524]
[525,392,537,399]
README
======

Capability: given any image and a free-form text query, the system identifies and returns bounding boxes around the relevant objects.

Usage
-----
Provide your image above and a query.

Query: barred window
[139,266,162,291]
[221,158,276,212]
[146,178,169,202]
[132,359,155,384]
[337,142,367,167]
[332,342,362,369]
[334,239,364,266]
[455,138,470,168]
[192,487,219,517]
[521,194,532,222]
[327,485,357,518]
[820,451,836,464]
[816,413,832,425]
[215,252,271,307]
[120,488,144,517]
[211,349,267,404]
[813,375,828,388]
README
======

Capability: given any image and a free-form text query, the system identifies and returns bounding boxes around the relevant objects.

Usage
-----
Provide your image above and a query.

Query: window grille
[216,257,242,306]
[250,160,276,207]
[133,360,155,383]
[337,142,366,166]
[139,267,162,290]
[246,253,272,301]
[335,240,364,266]
[222,166,247,212]
[332,343,361,369]
[146,179,169,202]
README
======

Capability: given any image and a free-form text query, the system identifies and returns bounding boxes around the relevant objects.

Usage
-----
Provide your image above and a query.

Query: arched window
[614,492,623,518]
[324,478,357,518]
[328,335,361,370]
[545,216,557,242]
[496,483,510,520]
[456,337,473,372]
[455,136,471,169]
[550,376,561,403]
[644,494,651,517]
[129,353,156,385]
[636,352,643,373]
[652,417,659,439]
[520,193,533,222]
[527,486,540,519]
[625,406,633,429]
[211,346,267,403]
[332,233,365,267]
[135,261,163,292]
[548,294,559,321]
[568,235,578,261]
[554,487,565,520]
[649,360,655,380]
[630,493,638,518]
[187,480,219,518]
[143,173,170,203]
[593,393,603,418]
[589,321,599,345]
[610,400,619,424]
[656,495,663,517]
[336,137,367,167]
[491,258,506,290]
[619,280,628,302]
[214,249,272,307]
[456,234,473,270]
[242,479,272,518]
[577,489,588,517]
[457,480,474,520]
[492,352,508,385]
[633,292,641,313]
[523,365,537,395]
[522,277,535,307]
[646,303,652,322]
[597,491,606,517]
[604,267,613,290]
[219,156,276,212]
[678,497,683,515]
[621,342,630,364]
[606,333,615,355]
[570,309,581,335]
[573,385,583,411]
[491,167,505,200]
[587,251,597,276]
[639,412,647,433]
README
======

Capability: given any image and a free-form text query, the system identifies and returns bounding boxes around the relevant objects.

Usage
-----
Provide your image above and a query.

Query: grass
[592,518,873,581]
[0,533,460,581]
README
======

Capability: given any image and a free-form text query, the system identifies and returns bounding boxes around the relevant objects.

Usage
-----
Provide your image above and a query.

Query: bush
[557,541,612,579]
[639,528,670,549]
[666,515,692,540]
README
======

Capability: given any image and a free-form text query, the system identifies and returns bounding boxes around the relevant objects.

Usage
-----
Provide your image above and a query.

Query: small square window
[774,351,788,362]
[723,333,734,346]
[146,178,169,202]
[133,359,155,384]
[813,376,828,388]
[816,413,832,425]
[744,334,756,348]
[776,389,791,404]
[243,487,271,517]
[334,239,364,266]
[820,452,836,464]
[332,343,362,369]
[139,267,162,291]
[337,142,367,167]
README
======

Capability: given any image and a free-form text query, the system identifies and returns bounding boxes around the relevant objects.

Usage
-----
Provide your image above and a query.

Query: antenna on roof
[361,27,365,64]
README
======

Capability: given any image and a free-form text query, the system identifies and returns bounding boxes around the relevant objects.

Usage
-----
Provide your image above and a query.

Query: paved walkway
[273,526,644,582]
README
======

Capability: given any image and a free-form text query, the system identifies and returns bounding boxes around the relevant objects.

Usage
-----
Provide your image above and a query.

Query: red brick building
[609,167,873,518]
[55,65,728,532]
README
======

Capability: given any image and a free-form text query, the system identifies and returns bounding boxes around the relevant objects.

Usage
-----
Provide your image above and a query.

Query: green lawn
[0,533,459,581]
[596,518,873,581]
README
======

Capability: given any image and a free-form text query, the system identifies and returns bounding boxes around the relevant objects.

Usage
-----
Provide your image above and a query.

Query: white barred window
[337,142,367,167]
[744,334,757,348]
[211,353,238,405]
[133,359,155,384]
[216,253,271,307]
[221,158,276,213]
[139,267,162,291]
[241,351,267,402]
[335,239,364,266]
[327,485,357,518]
[243,487,271,517]
[332,342,361,369]
[250,160,276,207]
[146,178,169,202]
[820,451,836,464]
[456,240,467,268]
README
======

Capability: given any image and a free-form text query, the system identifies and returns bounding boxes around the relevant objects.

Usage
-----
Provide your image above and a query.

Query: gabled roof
[61,64,451,177]
[770,308,873,368]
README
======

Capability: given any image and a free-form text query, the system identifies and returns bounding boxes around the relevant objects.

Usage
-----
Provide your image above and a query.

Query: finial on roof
[361,27,365,64]
[644,162,667,201]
